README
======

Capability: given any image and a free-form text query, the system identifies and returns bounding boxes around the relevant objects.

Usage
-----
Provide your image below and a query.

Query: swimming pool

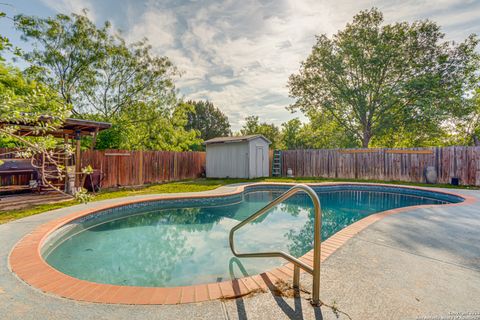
[40,184,462,288]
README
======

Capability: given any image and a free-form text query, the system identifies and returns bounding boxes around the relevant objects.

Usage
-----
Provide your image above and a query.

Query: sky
[1,0,480,130]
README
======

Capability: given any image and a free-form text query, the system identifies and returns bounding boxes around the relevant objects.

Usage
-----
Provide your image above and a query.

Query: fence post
[138,150,144,186]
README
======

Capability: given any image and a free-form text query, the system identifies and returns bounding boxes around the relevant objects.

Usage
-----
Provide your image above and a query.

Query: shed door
[256,146,264,177]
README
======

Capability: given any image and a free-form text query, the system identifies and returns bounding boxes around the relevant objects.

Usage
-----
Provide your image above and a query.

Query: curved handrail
[228,184,322,306]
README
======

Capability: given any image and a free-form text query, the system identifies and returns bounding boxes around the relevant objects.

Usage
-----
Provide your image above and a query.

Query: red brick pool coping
[8,182,476,305]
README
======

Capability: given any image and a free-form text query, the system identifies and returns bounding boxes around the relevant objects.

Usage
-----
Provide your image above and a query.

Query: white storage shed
[205,135,271,179]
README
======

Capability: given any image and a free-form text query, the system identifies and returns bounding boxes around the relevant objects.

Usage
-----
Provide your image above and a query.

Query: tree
[14,11,110,113]
[15,11,201,151]
[1,11,69,152]
[281,118,303,149]
[469,91,480,146]
[0,62,73,194]
[94,102,201,151]
[0,65,69,135]
[1,10,74,195]
[301,114,357,149]
[74,29,198,151]
[78,35,177,120]
[289,8,479,147]
[240,115,280,148]
[185,100,231,141]
[453,88,480,146]
[0,12,12,61]
[280,115,358,150]
[80,35,198,151]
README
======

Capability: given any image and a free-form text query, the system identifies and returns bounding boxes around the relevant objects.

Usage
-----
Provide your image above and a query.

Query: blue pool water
[42,185,461,287]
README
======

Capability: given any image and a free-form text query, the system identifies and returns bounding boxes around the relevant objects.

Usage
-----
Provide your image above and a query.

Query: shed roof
[204,134,271,145]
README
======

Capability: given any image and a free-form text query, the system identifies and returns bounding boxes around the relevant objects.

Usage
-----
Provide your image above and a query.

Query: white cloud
[40,0,96,20]
[125,9,177,49]
[172,0,345,129]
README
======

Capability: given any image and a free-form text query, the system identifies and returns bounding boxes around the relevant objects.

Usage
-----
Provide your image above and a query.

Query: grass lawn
[0,177,476,224]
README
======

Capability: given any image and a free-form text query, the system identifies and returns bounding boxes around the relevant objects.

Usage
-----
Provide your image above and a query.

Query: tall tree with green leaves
[0,64,69,142]
[289,8,479,147]
[0,12,11,60]
[280,114,357,150]
[0,63,76,195]
[14,10,110,113]
[95,102,201,151]
[0,12,73,193]
[15,11,200,151]
[1,10,69,153]
[240,115,280,148]
[79,36,177,120]
[470,91,480,146]
[77,31,198,151]
[185,100,231,141]
[452,88,480,146]
[281,118,303,149]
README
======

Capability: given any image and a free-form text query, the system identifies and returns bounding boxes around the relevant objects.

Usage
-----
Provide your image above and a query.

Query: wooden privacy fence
[280,147,480,186]
[80,150,206,189]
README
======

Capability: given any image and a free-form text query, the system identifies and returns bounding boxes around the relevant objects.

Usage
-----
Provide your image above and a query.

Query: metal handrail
[229,184,322,306]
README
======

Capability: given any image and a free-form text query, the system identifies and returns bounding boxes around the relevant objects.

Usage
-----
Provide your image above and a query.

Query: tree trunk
[361,130,371,148]
[473,134,480,146]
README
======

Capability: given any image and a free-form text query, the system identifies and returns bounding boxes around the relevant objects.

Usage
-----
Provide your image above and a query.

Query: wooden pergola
[1,118,111,191]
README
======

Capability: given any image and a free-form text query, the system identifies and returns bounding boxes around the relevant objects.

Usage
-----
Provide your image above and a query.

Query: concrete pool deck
[1,183,479,319]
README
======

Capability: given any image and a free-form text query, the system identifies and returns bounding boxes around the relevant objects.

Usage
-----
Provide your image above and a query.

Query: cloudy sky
[1,0,480,130]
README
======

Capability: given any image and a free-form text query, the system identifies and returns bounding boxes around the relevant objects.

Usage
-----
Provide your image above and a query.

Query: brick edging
[8,183,476,305]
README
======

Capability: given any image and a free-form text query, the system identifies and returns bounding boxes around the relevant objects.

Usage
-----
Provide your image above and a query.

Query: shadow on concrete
[229,258,249,320]
[229,257,325,319]
[364,205,480,270]
[260,273,323,320]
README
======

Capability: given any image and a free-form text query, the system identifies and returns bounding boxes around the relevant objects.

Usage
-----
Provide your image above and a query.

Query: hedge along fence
[280,147,480,186]
[81,150,206,189]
